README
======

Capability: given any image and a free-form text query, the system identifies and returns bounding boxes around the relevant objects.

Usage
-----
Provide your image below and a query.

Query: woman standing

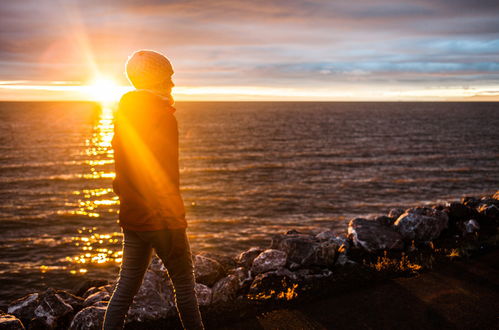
[103,50,204,330]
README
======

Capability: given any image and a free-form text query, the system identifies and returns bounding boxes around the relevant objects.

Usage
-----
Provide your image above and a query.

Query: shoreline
[1,191,498,329]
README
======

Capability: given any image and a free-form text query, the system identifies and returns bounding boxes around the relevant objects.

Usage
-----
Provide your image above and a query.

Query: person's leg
[103,230,153,330]
[139,228,204,330]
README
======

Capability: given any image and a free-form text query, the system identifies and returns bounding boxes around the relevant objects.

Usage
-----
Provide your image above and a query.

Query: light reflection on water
[64,105,122,275]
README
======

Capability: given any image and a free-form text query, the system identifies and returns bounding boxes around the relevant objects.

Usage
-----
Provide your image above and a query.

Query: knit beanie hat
[125,50,174,88]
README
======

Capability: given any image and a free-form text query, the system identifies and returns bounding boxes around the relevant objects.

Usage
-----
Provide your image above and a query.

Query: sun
[86,75,124,104]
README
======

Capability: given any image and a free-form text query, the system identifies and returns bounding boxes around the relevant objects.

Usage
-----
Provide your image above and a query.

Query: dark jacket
[112,90,186,230]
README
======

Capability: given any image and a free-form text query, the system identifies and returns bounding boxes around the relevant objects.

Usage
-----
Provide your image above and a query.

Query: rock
[83,291,110,307]
[199,252,237,273]
[375,215,395,226]
[194,283,212,306]
[394,207,449,242]
[236,247,263,269]
[82,287,102,299]
[228,267,253,289]
[53,290,85,312]
[250,249,287,275]
[315,230,335,241]
[464,219,480,235]
[212,275,240,304]
[461,196,480,208]
[72,279,108,298]
[193,255,225,286]
[274,235,319,266]
[7,293,39,325]
[348,218,404,252]
[493,191,499,200]
[388,208,405,220]
[99,284,115,295]
[33,289,74,329]
[126,269,175,323]
[445,202,476,224]
[149,255,167,276]
[249,269,298,296]
[0,312,25,330]
[69,306,106,330]
[477,204,499,224]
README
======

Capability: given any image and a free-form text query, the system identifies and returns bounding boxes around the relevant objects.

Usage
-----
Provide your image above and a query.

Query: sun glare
[86,76,124,104]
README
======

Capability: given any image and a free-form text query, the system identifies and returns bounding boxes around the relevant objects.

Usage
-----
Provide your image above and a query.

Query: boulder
[348,218,404,252]
[464,219,480,235]
[236,247,263,269]
[7,293,39,324]
[394,207,448,242]
[249,268,298,296]
[461,196,480,208]
[272,233,343,268]
[126,269,175,323]
[0,312,25,330]
[82,287,102,299]
[193,255,224,286]
[445,202,476,224]
[33,289,74,329]
[375,215,395,226]
[250,249,287,275]
[388,208,405,221]
[53,290,85,312]
[212,275,240,304]
[194,283,212,306]
[315,230,335,241]
[69,306,106,330]
[228,267,253,290]
[199,252,237,273]
[477,204,499,224]
[83,290,110,307]
[493,191,499,200]
[72,279,108,298]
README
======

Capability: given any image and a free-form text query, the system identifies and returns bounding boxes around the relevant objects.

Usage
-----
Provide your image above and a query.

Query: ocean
[0,101,498,307]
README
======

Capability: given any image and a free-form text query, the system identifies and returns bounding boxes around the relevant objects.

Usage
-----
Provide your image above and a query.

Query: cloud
[0,0,498,98]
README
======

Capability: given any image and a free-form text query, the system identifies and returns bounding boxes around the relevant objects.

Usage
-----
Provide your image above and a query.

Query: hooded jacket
[111,90,186,230]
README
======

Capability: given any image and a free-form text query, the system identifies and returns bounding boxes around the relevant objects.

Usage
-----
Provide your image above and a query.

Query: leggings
[103,228,204,330]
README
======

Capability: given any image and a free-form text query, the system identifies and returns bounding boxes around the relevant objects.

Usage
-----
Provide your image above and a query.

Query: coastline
[1,191,498,329]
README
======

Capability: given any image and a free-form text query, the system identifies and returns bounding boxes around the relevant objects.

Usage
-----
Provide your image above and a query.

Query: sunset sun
[86,75,124,104]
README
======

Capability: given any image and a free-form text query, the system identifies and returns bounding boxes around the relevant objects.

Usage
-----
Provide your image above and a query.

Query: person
[103,50,204,330]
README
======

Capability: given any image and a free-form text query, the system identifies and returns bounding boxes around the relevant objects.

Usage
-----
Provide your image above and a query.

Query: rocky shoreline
[1,191,498,330]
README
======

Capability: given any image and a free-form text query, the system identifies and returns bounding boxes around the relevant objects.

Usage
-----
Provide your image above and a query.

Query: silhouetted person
[103,50,204,330]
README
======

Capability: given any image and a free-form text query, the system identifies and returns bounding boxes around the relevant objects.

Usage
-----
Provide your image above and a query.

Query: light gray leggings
[103,228,204,330]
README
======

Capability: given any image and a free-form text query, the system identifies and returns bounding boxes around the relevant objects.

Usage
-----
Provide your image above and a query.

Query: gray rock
[7,293,39,323]
[193,255,225,286]
[348,218,404,252]
[212,275,240,304]
[69,306,106,330]
[194,283,212,306]
[236,247,263,269]
[394,207,449,241]
[275,235,319,266]
[83,290,110,307]
[126,269,175,323]
[464,219,480,235]
[33,290,74,329]
[250,249,287,275]
[0,312,25,330]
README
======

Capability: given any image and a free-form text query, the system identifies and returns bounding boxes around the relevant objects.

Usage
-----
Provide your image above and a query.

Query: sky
[0,0,498,101]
